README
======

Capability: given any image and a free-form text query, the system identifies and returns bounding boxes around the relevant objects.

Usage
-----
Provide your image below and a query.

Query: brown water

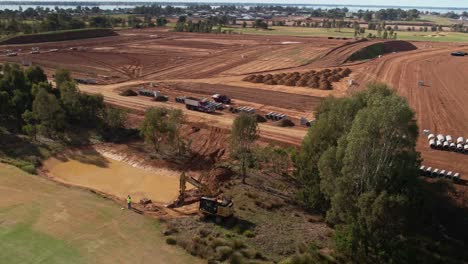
[43,150,183,204]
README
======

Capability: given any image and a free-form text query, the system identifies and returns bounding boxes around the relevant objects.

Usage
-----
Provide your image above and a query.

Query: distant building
[239,14,254,20]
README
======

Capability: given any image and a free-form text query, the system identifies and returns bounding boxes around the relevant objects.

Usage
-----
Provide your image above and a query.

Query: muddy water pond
[43,149,183,204]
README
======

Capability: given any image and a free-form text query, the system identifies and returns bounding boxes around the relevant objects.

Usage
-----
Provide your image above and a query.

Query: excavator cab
[177,172,234,221]
[199,196,234,218]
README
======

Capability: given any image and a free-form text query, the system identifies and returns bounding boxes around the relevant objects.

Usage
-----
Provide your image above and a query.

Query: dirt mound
[202,167,234,194]
[0,28,117,45]
[272,119,295,127]
[346,40,417,62]
[243,67,351,90]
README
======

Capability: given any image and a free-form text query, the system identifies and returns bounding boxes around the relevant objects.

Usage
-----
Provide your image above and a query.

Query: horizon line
[0,1,467,10]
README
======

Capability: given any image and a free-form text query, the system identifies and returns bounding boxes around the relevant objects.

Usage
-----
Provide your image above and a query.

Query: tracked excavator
[177,172,234,220]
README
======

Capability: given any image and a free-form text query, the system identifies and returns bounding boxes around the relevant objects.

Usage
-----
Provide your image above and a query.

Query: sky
[38,0,468,8]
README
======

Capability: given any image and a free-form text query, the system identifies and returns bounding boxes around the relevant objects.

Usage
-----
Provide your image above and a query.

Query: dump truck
[184,97,215,113]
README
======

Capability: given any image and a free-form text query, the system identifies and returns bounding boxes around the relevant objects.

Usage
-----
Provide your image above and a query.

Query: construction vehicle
[6,50,17,57]
[212,94,231,104]
[175,96,186,103]
[138,88,159,97]
[30,47,40,54]
[451,51,467,57]
[177,172,234,221]
[184,97,215,113]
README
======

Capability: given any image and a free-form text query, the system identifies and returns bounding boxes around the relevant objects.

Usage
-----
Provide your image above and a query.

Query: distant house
[459,16,468,21]
[239,14,254,20]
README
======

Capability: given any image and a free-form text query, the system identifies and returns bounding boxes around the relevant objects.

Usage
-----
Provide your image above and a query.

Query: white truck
[184,97,215,113]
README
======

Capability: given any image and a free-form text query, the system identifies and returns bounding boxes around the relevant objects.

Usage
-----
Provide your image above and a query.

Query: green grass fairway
[418,15,459,25]
[0,163,201,264]
[222,26,468,43]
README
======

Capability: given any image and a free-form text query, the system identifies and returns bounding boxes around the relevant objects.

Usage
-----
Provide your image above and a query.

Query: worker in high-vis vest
[127,195,132,209]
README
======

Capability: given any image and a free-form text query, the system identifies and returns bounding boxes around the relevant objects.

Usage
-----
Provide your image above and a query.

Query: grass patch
[221,26,468,43]
[0,163,200,263]
[0,222,83,263]
[347,42,385,61]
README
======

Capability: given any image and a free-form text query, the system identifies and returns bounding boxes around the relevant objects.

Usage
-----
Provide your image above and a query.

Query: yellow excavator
[178,172,234,220]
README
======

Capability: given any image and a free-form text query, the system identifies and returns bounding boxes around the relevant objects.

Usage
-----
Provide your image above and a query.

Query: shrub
[199,228,212,238]
[18,164,35,174]
[163,227,179,236]
[210,238,229,249]
[230,239,247,250]
[243,230,255,238]
[119,89,137,96]
[229,252,244,264]
[166,237,177,245]
[216,246,233,261]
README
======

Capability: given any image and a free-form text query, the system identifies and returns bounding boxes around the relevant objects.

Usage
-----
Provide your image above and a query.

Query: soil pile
[272,119,295,127]
[202,167,234,194]
[243,68,351,90]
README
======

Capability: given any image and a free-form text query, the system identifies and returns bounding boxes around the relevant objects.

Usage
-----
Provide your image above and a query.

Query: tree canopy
[295,83,420,262]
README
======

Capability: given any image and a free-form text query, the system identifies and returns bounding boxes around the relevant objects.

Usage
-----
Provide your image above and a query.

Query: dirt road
[355,45,468,178]
[79,82,307,146]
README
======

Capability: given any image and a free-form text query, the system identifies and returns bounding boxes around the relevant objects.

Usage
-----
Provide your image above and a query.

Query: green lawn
[418,15,459,25]
[223,26,468,43]
[0,163,201,264]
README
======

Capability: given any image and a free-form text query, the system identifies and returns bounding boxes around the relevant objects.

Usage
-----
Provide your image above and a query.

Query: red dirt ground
[2,28,467,182]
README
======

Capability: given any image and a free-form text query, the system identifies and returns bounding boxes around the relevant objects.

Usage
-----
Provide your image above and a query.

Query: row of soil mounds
[242,68,351,90]
[0,29,118,45]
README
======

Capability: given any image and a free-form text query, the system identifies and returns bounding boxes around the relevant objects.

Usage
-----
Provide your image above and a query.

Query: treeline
[0,6,168,36]
[223,83,467,263]
[0,64,130,145]
[292,83,468,263]
[355,8,420,22]
[174,18,217,33]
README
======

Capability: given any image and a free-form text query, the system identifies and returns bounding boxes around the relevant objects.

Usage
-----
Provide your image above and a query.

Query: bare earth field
[2,28,468,182]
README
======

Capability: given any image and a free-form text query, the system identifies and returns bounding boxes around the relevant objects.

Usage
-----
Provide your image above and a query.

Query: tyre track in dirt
[79,83,306,146]
[354,46,468,178]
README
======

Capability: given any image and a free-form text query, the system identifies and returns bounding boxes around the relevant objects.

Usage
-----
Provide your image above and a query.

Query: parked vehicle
[212,94,231,104]
[451,51,467,56]
[185,97,215,113]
